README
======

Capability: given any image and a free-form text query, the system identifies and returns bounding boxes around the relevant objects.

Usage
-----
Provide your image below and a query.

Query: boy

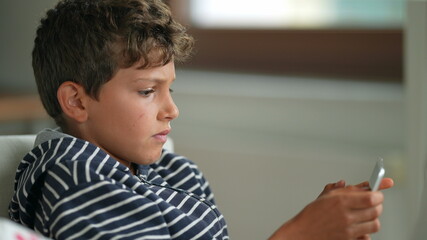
[9,0,393,239]
[10,0,227,239]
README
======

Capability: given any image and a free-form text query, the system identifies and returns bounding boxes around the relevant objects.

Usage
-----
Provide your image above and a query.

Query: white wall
[0,0,57,92]
[405,1,427,239]
[171,70,405,240]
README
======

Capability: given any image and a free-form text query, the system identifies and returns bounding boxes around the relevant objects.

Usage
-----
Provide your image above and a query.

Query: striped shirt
[9,133,228,239]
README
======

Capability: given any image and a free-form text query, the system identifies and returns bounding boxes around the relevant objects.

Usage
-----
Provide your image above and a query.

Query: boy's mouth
[153,129,170,143]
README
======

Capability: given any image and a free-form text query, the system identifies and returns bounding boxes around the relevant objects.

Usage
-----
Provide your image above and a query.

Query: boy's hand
[353,178,394,191]
[318,178,394,198]
[270,188,385,240]
[269,178,394,240]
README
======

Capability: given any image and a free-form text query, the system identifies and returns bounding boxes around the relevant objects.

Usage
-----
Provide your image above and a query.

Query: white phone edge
[369,158,385,191]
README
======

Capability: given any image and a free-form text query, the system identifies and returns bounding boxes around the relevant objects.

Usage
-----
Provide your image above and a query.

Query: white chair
[0,217,50,240]
[0,135,47,239]
[0,135,36,218]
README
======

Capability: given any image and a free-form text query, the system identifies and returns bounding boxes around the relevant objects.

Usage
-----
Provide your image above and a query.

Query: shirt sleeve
[39,158,227,240]
[40,161,172,240]
[45,180,172,240]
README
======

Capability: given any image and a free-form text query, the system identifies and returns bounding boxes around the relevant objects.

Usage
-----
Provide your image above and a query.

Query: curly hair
[32,0,194,127]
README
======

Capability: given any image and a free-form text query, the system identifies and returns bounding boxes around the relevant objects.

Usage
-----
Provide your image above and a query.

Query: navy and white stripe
[9,136,228,239]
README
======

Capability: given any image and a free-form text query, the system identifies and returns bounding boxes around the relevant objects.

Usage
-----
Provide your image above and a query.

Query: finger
[354,178,394,190]
[355,234,371,240]
[335,179,346,188]
[354,181,370,189]
[325,180,346,191]
[354,178,394,191]
[378,178,394,190]
[323,183,336,192]
[351,204,383,223]
[346,185,369,191]
[350,218,381,238]
[318,180,347,198]
[342,191,384,209]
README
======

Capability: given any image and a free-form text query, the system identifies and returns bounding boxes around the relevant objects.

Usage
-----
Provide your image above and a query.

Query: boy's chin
[140,150,163,165]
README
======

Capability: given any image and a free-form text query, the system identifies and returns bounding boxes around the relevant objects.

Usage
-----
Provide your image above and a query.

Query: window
[169,0,403,82]
[190,0,404,29]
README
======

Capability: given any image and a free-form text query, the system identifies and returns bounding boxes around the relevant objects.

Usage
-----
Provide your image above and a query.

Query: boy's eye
[138,88,155,96]
[169,88,174,93]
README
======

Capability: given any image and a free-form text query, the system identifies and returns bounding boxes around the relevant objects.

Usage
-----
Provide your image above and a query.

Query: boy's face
[82,61,179,166]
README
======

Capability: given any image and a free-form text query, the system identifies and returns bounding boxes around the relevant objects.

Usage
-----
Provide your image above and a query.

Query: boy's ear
[57,81,89,123]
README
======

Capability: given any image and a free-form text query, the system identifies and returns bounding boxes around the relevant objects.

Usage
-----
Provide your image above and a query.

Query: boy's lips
[153,129,170,143]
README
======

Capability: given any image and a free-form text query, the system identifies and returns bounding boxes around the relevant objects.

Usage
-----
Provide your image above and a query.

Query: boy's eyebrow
[133,77,176,83]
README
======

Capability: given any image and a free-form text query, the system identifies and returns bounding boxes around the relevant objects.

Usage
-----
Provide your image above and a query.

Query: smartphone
[368,158,385,191]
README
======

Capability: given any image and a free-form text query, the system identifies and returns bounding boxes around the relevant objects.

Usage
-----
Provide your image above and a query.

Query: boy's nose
[167,101,179,120]
[160,96,179,121]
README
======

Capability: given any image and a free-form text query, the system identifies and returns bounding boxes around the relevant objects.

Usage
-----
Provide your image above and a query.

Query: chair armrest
[0,217,52,240]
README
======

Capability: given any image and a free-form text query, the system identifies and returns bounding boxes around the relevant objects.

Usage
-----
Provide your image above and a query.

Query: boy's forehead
[118,61,176,82]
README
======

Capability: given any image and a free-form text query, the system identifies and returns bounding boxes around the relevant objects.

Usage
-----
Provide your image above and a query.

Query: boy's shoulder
[15,136,129,191]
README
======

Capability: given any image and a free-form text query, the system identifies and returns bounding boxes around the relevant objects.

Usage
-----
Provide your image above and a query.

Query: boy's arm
[43,176,225,239]
[45,180,172,239]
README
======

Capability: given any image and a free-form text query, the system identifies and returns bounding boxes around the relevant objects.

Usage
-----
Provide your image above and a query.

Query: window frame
[169,1,403,82]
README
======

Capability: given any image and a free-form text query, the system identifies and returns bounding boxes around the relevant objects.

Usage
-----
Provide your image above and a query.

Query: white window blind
[190,0,405,29]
